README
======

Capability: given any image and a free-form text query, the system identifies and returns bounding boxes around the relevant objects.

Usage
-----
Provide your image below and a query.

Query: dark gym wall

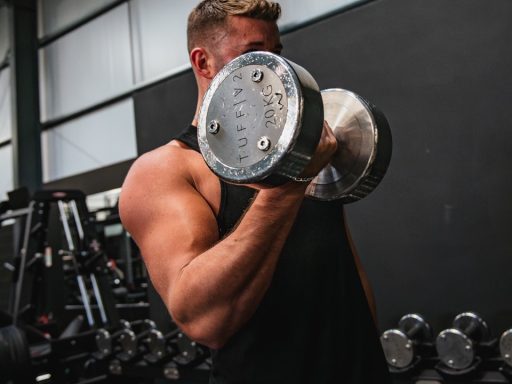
[279,0,512,332]
[133,72,197,154]
[132,0,512,334]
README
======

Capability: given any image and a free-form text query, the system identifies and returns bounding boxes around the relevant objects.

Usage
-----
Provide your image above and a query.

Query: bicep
[120,176,219,300]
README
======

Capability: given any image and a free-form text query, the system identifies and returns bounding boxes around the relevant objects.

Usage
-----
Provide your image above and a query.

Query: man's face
[209,15,283,75]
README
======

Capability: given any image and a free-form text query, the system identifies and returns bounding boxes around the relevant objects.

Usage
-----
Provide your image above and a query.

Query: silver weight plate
[118,329,137,356]
[381,329,414,368]
[500,329,512,367]
[306,89,392,202]
[198,51,323,184]
[147,329,166,358]
[95,328,112,355]
[436,328,475,370]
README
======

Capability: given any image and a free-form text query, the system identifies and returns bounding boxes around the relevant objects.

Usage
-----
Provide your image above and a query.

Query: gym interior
[0,0,511,383]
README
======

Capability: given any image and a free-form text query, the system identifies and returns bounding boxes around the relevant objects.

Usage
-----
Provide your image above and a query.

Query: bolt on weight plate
[251,68,264,82]
[208,120,220,134]
[257,136,271,151]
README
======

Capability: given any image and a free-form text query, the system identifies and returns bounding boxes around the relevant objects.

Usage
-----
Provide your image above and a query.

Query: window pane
[39,4,133,122]
[0,144,13,201]
[0,5,9,63]
[37,0,119,38]
[86,187,121,212]
[130,0,197,83]
[278,0,364,29]
[42,99,137,182]
[0,67,12,143]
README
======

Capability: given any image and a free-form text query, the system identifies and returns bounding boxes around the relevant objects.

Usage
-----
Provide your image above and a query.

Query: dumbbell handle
[404,321,424,339]
[397,313,431,342]
[460,321,478,337]
[452,312,488,341]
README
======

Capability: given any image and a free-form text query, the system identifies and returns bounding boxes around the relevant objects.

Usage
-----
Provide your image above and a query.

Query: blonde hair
[187,0,281,52]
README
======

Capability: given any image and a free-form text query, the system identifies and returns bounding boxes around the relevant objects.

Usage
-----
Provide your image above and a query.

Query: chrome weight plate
[198,51,323,184]
[436,328,475,370]
[146,329,166,358]
[95,328,113,355]
[306,89,392,202]
[381,329,415,369]
[500,329,512,367]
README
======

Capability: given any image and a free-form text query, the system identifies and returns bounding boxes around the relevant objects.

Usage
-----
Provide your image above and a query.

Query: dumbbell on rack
[500,328,512,373]
[436,312,490,371]
[105,327,211,381]
[172,332,209,368]
[143,328,181,363]
[115,319,157,362]
[94,319,132,359]
[381,313,433,370]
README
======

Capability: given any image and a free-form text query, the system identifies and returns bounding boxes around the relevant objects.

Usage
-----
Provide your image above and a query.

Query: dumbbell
[436,312,490,370]
[197,51,392,203]
[143,328,181,363]
[500,328,512,368]
[95,319,131,358]
[116,319,157,362]
[173,332,210,367]
[380,313,433,369]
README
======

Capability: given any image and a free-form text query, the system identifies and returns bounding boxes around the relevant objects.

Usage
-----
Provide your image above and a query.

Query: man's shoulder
[121,140,201,203]
[129,140,198,180]
[119,140,199,231]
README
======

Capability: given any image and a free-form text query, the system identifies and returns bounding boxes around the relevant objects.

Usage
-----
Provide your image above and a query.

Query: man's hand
[249,121,337,190]
[298,121,338,180]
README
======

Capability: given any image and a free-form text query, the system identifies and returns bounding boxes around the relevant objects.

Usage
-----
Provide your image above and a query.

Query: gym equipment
[143,328,181,363]
[381,313,433,369]
[306,89,391,202]
[500,329,512,368]
[95,319,131,358]
[436,312,490,370]
[197,51,392,202]
[0,325,31,382]
[4,190,119,328]
[198,51,322,185]
[115,319,157,361]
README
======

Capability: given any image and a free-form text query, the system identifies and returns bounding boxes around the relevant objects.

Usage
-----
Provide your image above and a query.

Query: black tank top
[177,126,390,384]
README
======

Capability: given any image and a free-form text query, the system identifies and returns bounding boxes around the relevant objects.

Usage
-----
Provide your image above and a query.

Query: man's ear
[190,47,215,80]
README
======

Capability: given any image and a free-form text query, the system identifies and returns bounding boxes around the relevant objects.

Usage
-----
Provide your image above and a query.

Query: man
[120,1,390,382]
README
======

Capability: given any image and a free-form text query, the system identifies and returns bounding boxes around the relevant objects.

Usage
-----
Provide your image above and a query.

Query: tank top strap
[175,125,256,238]
[175,125,200,151]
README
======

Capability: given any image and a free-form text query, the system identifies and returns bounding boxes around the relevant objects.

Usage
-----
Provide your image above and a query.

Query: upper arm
[119,149,219,305]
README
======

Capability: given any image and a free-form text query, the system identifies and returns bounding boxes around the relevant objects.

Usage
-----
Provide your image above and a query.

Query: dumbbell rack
[1,190,214,384]
[5,190,119,328]
[383,313,511,383]
[0,190,124,383]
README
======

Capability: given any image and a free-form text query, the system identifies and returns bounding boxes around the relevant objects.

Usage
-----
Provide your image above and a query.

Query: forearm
[168,183,307,348]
